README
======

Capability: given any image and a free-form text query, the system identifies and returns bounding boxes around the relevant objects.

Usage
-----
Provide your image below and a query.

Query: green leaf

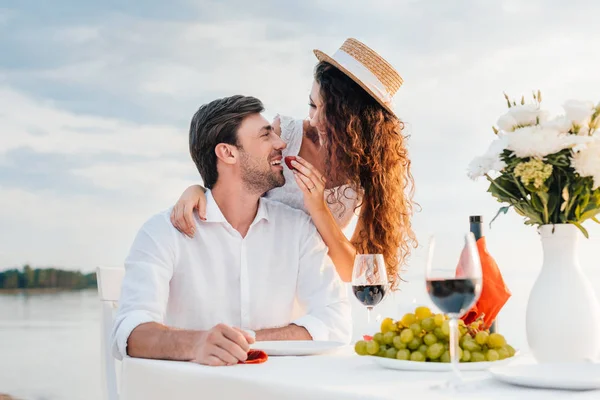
[490,206,510,228]
[565,182,585,220]
[486,175,521,203]
[592,216,600,224]
[548,194,559,220]
[572,222,590,239]
[512,204,527,217]
[512,200,544,225]
[511,175,529,199]
[531,192,544,212]
[573,184,586,198]
[537,191,550,224]
[580,208,600,222]
[526,207,544,224]
[581,191,591,212]
[545,150,571,167]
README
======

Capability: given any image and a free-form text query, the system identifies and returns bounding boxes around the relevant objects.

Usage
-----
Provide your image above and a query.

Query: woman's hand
[292,155,356,282]
[291,156,328,215]
[170,185,207,238]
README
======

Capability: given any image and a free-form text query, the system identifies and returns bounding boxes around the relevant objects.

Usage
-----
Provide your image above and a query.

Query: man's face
[235,113,287,194]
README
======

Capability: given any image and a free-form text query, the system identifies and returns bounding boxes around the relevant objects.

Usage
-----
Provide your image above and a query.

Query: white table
[119,347,598,400]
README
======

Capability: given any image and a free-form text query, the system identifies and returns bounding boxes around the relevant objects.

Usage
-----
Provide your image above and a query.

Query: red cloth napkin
[238,349,268,364]
[460,237,511,329]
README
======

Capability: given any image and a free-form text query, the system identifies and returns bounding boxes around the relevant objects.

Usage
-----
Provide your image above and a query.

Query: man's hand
[191,324,255,366]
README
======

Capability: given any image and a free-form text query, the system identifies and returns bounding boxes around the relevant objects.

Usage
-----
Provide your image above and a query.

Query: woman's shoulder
[275,115,304,154]
[326,185,363,229]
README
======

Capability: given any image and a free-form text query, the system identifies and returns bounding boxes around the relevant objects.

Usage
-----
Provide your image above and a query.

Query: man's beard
[239,150,285,195]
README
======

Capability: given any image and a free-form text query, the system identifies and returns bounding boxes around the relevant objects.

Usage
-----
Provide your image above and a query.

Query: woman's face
[308,80,327,143]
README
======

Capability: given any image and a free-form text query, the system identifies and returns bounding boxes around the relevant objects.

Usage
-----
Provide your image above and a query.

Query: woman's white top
[265,115,361,233]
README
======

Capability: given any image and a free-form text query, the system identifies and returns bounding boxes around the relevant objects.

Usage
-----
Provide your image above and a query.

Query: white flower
[486,135,509,156]
[505,126,591,158]
[542,115,573,133]
[467,137,508,180]
[497,113,519,132]
[571,137,600,190]
[497,104,548,132]
[467,156,506,180]
[577,125,591,137]
[563,100,595,127]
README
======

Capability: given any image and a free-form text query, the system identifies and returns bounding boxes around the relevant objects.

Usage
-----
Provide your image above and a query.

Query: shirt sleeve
[110,212,177,360]
[278,115,304,151]
[291,216,352,344]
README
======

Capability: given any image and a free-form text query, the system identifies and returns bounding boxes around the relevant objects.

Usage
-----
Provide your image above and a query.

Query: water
[0,290,102,400]
[1,267,599,400]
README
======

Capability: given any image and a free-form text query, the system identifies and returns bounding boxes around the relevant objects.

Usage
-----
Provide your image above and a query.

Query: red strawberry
[363,335,373,341]
[284,156,297,170]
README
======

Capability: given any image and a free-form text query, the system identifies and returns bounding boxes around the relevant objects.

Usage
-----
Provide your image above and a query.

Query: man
[111,95,351,366]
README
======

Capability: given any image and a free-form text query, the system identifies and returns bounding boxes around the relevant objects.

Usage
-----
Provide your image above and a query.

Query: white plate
[490,362,600,390]
[250,340,346,356]
[371,355,515,372]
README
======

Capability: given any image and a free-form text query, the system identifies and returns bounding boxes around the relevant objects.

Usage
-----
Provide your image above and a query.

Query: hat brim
[313,49,396,116]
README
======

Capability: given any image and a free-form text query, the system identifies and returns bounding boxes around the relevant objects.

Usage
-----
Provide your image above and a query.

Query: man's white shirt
[111,190,352,359]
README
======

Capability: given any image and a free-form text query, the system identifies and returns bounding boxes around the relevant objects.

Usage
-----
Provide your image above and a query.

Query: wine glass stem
[449,317,463,382]
[367,306,373,324]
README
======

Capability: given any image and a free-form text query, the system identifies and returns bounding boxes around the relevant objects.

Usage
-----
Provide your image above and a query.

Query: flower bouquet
[468,92,600,237]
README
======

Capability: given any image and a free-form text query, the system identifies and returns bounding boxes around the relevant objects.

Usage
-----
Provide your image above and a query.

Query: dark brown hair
[314,62,417,289]
[189,95,264,188]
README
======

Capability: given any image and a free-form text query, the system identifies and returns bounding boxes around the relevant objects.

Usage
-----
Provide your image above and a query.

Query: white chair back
[96,266,126,400]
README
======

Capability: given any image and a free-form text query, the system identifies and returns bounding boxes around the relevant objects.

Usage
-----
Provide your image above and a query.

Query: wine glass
[351,254,388,326]
[425,232,482,387]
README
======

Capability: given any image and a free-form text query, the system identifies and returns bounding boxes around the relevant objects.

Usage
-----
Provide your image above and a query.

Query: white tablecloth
[119,347,598,400]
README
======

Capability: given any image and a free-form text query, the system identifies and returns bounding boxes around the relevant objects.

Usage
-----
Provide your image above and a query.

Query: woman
[171,38,416,289]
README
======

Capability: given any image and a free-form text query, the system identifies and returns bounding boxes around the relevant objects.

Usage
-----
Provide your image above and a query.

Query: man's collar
[204,190,227,223]
[254,197,270,223]
[205,190,270,225]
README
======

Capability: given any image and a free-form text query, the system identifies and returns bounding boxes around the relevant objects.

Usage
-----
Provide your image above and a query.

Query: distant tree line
[0,265,97,290]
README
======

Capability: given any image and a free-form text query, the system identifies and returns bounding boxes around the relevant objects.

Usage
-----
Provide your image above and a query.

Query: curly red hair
[315,62,417,289]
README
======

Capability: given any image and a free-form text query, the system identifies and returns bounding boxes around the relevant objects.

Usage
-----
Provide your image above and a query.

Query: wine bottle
[470,215,498,333]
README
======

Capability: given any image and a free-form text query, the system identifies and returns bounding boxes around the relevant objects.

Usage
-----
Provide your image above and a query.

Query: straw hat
[314,38,403,116]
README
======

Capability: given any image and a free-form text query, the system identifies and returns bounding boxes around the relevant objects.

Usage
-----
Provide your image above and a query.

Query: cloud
[2,0,600,272]
[0,86,198,270]
[0,87,188,156]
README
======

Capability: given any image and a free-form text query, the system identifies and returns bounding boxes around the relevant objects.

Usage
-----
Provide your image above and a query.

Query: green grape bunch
[354,306,516,363]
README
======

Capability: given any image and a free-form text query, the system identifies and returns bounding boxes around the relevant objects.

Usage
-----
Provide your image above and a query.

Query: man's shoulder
[138,208,179,235]
[261,197,311,224]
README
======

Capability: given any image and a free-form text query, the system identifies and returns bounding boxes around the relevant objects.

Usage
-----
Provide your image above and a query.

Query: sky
[1,0,600,277]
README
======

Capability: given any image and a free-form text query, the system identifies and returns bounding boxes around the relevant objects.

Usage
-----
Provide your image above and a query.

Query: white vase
[526,224,600,362]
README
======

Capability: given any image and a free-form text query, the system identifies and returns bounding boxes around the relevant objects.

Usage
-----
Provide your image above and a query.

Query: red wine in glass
[426,278,480,316]
[352,284,387,307]
[352,254,388,325]
[425,232,482,389]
